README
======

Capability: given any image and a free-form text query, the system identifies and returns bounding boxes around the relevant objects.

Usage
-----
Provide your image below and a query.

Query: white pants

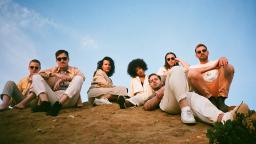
[32,74,84,108]
[87,86,127,98]
[160,66,223,124]
[127,93,146,106]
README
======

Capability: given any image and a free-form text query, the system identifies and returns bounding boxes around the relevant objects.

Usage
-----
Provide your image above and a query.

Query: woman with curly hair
[117,58,153,109]
[157,52,189,82]
[87,56,128,105]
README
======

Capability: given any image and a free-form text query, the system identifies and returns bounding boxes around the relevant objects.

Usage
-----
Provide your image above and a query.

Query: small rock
[68,115,75,118]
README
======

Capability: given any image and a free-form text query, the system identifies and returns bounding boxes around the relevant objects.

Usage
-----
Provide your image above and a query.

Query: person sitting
[0,59,41,111]
[118,58,153,109]
[145,68,248,125]
[87,56,128,106]
[31,50,85,116]
[157,51,189,83]
[188,43,234,112]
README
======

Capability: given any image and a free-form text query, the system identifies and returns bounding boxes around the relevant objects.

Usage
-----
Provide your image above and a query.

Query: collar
[55,66,71,73]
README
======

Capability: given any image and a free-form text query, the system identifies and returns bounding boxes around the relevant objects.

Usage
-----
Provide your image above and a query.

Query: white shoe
[94,98,112,106]
[181,109,196,124]
[221,102,249,124]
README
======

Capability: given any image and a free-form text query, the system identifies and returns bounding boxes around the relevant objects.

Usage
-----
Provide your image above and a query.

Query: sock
[181,106,191,112]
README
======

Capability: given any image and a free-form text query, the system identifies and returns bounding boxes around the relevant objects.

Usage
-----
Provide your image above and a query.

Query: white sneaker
[181,109,196,124]
[221,102,249,124]
[94,98,112,106]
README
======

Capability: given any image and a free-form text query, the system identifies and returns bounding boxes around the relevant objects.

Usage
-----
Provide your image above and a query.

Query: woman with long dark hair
[157,52,189,82]
[87,56,128,105]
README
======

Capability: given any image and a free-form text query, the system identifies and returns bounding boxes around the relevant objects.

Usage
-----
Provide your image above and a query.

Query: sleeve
[129,79,135,96]
[91,70,112,88]
[17,79,23,92]
[74,68,86,81]
[157,67,165,76]
[39,68,54,79]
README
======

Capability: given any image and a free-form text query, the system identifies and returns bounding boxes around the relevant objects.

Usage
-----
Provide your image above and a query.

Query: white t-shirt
[157,67,168,76]
[190,60,219,82]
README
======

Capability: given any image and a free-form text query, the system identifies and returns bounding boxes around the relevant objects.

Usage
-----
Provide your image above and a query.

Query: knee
[73,75,84,84]
[6,81,16,87]
[32,74,43,81]
[169,66,185,76]
[187,69,200,80]
[225,64,234,74]
[171,66,183,73]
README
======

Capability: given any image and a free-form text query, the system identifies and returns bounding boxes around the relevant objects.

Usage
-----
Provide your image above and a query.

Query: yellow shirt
[40,66,85,81]
[17,76,32,96]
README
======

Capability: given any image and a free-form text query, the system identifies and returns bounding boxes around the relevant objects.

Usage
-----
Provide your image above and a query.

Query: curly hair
[164,52,179,69]
[127,58,148,78]
[95,56,115,77]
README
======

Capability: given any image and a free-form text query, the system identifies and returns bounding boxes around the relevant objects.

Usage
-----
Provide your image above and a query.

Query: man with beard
[188,43,234,112]
[141,70,248,125]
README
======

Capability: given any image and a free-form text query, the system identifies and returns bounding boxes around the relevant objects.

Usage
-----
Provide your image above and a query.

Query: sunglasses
[167,57,175,61]
[30,66,39,70]
[196,49,207,54]
[57,57,68,61]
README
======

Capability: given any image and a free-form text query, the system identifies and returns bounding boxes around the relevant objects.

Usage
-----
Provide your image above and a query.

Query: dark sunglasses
[167,57,175,61]
[196,49,207,54]
[57,57,68,61]
[30,66,39,70]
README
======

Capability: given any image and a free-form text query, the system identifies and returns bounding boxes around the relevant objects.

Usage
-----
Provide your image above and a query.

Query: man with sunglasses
[143,69,248,125]
[0,59,41,111]
[31,50,85,116]
[188,43,234,112]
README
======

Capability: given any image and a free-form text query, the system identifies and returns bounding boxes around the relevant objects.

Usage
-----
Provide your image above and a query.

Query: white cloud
[0,0,59,87]
[80,36,98,49]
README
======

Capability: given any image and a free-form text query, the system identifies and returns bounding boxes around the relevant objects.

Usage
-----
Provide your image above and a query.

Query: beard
[199,55,208,62]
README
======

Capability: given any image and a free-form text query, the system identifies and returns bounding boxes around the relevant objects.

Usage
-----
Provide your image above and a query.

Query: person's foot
[221,102,249,123]
[32,101,51,112]
[47,101,62,116]
[217,97,229,112]
[181,107,196,124]
[94,98,112,106]
[209,96,218,107]
[13,103,26,110]
[117,96,126,109]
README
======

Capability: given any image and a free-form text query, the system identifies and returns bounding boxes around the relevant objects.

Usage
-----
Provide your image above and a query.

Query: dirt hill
[0,103,211,144]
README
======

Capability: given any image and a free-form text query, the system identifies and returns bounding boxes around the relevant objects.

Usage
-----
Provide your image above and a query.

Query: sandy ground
[0,103,211,144]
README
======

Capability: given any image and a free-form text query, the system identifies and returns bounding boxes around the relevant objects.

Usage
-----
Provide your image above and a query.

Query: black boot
[117,96,126,109]
[47,101,62,116]
[209,97,218,108]
[217,97,228,112]
[32,101,51,112]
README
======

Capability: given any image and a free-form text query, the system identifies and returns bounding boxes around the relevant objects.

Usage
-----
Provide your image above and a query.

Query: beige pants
[87,86,127,98]
[32,74,83,108]
[127,93,147,106]
[160,66,223,124]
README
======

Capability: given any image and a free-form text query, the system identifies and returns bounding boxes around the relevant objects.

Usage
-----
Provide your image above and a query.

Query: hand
[175,57,181,62]
[53,78,65,91]
[218,57,228,67]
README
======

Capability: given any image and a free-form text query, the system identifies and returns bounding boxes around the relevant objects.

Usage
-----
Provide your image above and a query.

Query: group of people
[0,43,250,125]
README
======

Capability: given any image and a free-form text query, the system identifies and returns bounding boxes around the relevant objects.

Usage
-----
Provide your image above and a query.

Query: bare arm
[155,86,164,99]
[175,58,190,72]
[190,60,219,74]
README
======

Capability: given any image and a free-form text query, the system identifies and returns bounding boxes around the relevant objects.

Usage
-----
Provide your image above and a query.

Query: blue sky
[0,0,255,109]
